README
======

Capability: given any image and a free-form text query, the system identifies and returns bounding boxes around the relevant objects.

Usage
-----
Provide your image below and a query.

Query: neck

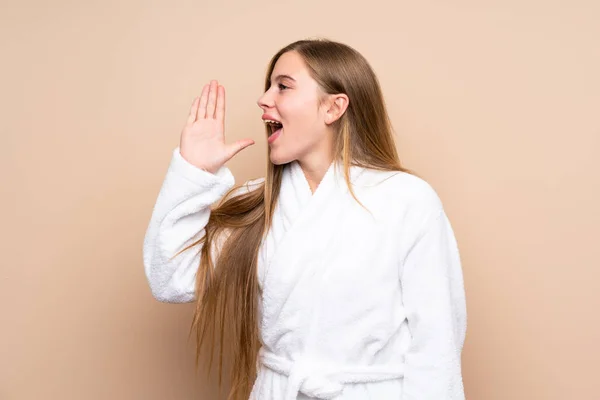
[297,154,335,194]
[297,129,336,193]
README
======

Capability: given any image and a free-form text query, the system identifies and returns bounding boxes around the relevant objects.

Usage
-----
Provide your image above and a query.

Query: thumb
[225,138,255,161]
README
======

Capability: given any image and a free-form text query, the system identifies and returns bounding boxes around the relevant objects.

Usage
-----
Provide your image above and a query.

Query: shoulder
[359,169,443,215]
[361,170,452,255]
[355,168,448,238]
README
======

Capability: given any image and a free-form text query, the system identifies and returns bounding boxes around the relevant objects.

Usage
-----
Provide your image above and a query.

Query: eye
[278,83,289,90]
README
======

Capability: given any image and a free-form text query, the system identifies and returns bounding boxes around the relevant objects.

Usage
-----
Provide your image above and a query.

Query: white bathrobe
[143,148,467,400]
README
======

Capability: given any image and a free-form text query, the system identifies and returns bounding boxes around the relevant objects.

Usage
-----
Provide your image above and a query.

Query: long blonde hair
[182,38,414,400]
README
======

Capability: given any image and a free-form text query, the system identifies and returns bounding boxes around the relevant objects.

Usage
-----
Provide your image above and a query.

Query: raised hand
[179,80,255,174]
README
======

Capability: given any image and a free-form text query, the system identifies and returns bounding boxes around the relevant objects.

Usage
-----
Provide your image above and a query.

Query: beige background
[1,0,598,399]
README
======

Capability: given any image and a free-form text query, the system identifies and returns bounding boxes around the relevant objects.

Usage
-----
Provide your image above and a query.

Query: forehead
[270,51,310,81]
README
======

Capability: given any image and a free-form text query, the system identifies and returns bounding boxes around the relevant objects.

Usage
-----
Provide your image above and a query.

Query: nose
[257,89,274,110]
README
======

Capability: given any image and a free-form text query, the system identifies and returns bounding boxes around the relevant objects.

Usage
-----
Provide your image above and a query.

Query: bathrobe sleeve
[400,209,467,400]
[142,147,236,303]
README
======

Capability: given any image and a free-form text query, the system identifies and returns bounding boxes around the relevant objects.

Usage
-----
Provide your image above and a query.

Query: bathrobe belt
[258,347,406,400]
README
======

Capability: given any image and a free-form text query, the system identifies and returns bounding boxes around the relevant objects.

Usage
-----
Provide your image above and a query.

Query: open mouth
[264,119,283,136]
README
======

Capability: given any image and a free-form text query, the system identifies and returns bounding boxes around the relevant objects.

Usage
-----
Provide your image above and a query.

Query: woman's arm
[400,209,468,399]
[142,147,235,303]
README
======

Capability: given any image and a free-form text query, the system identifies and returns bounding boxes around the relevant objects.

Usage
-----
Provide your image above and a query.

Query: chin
[269,154,290,166]
[269,150,296,166]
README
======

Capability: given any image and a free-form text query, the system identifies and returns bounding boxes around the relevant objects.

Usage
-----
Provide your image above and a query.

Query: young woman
[143,39,467,400]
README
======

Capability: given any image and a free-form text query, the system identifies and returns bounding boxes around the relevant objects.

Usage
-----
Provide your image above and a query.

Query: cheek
[280,94,319,121]
[284,106,321,137]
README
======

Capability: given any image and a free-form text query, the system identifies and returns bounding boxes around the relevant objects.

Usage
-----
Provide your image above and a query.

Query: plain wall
[2,0,598,399]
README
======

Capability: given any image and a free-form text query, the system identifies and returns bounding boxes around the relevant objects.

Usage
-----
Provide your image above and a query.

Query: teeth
[264,119,282,125]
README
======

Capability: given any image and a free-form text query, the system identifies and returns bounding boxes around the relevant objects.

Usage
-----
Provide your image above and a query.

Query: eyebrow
[270,74,296,83]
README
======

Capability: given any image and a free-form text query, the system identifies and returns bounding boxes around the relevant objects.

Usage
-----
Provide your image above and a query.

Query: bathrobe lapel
[260,160,367,348]
[269,160,362,276]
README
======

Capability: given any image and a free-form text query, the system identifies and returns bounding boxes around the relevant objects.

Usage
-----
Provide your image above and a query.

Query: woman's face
[257,51,333,166]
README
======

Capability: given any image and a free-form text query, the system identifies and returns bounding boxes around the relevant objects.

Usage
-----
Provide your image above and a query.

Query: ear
[324,93,349,125]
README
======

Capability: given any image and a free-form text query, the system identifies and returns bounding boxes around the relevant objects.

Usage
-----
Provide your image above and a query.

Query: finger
[215,85,225,124]
[226,139,255,160]
[186,96,199,126]
[198,84,209,119]
[206,80,218,119]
